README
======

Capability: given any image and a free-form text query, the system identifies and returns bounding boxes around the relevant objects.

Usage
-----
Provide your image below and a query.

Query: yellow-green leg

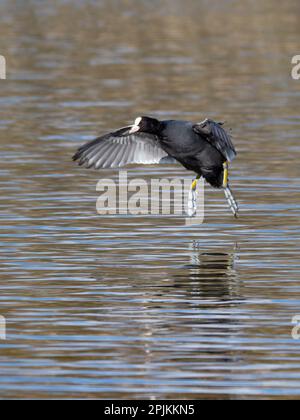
[223,161,239,218]
[192,174,201,191]
[188,175,201,217]
[223,161,229,188]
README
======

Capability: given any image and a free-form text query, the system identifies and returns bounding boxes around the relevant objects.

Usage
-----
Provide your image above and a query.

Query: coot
[73,116,239,217]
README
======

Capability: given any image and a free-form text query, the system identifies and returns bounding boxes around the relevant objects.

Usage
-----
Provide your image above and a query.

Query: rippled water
[0,0,300,399]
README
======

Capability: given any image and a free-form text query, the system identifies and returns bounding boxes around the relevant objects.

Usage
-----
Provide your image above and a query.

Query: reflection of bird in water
[137,242,243,370]
[174,241,240,302]
[87,242,242,379]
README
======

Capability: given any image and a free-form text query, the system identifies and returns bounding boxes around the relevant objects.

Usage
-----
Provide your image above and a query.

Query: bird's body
[157,120,226,187]
[73,116,239,217]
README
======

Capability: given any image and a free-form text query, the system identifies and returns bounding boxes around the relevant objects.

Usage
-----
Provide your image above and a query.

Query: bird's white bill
[129,125,140,134]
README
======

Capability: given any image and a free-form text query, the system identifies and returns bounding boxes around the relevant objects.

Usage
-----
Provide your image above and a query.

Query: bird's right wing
[193,119,237,162]
[73,126,177,169]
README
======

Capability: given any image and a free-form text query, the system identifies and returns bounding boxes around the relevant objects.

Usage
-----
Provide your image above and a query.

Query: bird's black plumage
[73,116,236,189]
[193,119,236,162]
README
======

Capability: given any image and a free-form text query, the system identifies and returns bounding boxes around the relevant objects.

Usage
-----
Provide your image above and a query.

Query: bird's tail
[224,186,239,218]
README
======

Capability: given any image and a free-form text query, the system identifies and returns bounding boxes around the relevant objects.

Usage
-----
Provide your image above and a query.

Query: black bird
[73,116,239,217]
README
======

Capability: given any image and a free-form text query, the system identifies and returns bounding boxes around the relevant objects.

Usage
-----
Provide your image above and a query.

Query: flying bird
[73,116,239,218]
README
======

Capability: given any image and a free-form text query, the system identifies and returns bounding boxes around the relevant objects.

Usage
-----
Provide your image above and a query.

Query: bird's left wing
[193,119,237,162]
[73,126,177,169]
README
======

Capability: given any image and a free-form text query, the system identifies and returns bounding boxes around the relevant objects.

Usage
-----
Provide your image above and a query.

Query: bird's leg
[223,161,239,218]
[188,175,201,217]
[191,177,199,191]
[223,161,229,189]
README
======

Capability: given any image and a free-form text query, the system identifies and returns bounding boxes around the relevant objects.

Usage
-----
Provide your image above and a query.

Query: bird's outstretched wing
[73,126,177,169]
[193,119,237,162]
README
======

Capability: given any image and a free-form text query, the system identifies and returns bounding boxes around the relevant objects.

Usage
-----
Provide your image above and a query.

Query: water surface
[0,0,300,399]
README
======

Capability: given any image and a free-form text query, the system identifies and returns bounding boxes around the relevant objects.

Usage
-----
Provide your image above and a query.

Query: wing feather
[193,119,237,162]
[73,126,177,169]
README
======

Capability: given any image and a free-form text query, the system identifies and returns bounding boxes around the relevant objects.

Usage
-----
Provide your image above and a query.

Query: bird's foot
[222,162,239,218]
[224,186,239,218]
[187,177,200,217]
[188,188,198,217]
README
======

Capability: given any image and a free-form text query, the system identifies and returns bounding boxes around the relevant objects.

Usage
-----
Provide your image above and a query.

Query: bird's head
[129,116,161,135]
